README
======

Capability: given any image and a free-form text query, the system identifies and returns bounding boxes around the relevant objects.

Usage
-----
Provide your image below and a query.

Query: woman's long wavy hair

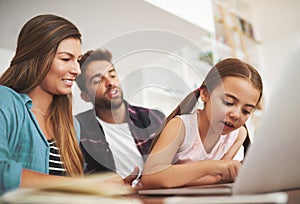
[0,14,84,176]
[150,58,263,152]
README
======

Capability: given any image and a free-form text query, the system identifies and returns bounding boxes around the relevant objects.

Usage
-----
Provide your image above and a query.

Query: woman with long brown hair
[0,14,85,194]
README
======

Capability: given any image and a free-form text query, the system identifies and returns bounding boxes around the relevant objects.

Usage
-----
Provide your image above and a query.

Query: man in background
[75,49,165,181]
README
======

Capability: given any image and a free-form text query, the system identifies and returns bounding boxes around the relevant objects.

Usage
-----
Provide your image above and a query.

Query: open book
[37,172,134,196]
[1,173,140,203]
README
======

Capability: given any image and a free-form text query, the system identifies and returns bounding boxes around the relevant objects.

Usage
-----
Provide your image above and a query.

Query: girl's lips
[224,121,234,128]
[222,121,235,131]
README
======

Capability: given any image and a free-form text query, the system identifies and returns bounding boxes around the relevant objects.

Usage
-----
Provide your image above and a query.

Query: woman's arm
[20,169,73,188]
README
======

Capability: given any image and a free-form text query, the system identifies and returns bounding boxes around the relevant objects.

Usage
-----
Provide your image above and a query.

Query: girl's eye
[242,110,251,115]
[62,58,70,61]
[223,100,233,106]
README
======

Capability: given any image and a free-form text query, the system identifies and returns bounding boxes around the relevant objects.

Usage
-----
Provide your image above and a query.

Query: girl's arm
[221,126,247,160]
[184,127,247,187]
[142,117,185,188]
[141,118,241,189]
[142,159,241,189]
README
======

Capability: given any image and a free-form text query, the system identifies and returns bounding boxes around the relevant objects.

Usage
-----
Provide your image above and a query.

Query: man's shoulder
[75,109,102,135]
[76,109,94,116]
[75,109,95,121]
[128,104,165,117]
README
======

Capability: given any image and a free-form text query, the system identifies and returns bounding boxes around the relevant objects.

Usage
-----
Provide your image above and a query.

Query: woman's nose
[71,61,81,76]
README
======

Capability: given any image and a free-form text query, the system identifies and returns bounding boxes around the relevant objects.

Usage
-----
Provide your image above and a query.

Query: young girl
[141,58,263,189]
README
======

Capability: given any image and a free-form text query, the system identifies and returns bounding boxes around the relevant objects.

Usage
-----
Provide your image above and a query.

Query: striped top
[48,140,66,176]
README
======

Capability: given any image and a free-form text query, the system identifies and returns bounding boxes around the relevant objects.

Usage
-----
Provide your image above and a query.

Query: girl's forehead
[221,76,251,87]
[213,77,259,104]
[214,77,259,97]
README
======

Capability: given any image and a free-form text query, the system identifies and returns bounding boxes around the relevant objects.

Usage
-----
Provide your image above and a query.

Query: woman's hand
[123,166,139,185]
[122,166,143,189]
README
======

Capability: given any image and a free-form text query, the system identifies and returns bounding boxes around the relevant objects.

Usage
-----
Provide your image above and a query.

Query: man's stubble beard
[94,93,124,111]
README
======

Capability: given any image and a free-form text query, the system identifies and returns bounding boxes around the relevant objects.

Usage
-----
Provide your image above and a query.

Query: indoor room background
[1,0,299,143]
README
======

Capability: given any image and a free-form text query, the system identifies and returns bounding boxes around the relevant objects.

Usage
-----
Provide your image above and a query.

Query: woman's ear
[200,88,210,102]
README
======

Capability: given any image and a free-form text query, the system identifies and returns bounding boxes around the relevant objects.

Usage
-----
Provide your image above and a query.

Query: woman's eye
[62,58,70,61]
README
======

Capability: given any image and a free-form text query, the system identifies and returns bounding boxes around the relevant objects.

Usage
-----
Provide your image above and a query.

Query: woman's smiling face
[203,76,261,135]
[39,37,82,96]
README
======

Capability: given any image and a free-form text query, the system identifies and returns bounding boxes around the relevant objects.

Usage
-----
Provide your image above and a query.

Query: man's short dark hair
[76,49,113,92]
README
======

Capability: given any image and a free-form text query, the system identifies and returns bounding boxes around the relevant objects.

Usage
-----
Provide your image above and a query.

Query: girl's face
[203,76,260,135]
[39,38,82,96]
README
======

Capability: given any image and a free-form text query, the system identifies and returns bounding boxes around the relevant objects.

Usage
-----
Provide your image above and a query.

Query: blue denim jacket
[0,85,80,195]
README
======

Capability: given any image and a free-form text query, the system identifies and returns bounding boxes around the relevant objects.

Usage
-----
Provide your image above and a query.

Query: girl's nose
[228,107,240,120]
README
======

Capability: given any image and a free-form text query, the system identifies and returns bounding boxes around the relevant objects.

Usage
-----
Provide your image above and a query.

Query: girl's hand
[209,160,241,183]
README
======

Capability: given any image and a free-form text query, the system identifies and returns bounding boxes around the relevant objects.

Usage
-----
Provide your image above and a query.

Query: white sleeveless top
[172,112,240,164]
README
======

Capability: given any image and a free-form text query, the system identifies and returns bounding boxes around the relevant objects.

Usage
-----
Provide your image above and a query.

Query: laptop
[139,43,300,201]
